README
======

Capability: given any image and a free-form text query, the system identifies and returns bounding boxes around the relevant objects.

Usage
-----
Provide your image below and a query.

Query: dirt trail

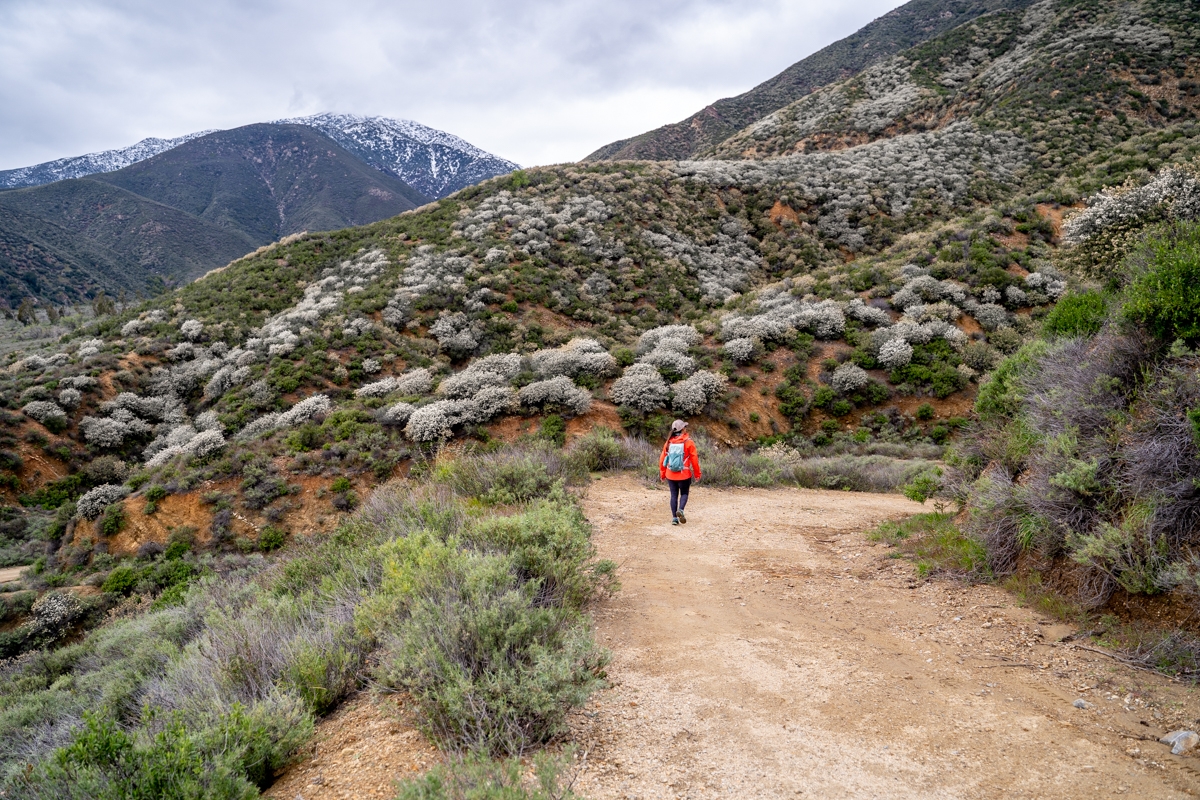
[0,566,24,584]
[566,475,1200,799]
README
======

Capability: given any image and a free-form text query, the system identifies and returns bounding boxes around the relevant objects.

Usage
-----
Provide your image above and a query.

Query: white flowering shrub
[973,303,1011,331]
[180,319,204,341]
[394,368,434,396]
[610,364,670,412]
[27,591,83,635]
[77,484,129,519]
[429,311,479,357]
[721,292,846,343]
[518,377,592,415]
[18,356,47,372]
[279,394,331,427]
[722,337,759,364]
[361,358,382,374]
[22,401,66,426]
[1025,271,1065,299]
[471,386,518,420]
[80,417,128,448]
[405,400,475,442]
[1004,286,1028,307]
[236,414,282,440]
[356,377,400,398]
[236,394,332,440]
[121,319,147,337]
[343,317,376,339]
[74,340,103,360]
[439,370,507,399]
[57,388,82,409]
[195,411,221,432]
[637,345,695,376]
[59,376,97,391]
[845,299,892,327]
[530,339,616,379]
[903,301,960,324]
[637,325,702,353]
[830,364,870,394]
[670,371,727,415]
[468,354,525,380]
[1064,166,1200,246]
[878,338,914,369]
[382,402,415,426]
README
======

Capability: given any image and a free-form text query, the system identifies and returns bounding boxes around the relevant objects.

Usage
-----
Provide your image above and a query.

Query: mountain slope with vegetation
[0,0,1199,794]
[584,0,1037,161]
[0,125,429,308]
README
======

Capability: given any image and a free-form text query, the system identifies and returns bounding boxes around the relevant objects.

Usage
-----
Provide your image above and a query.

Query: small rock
[1073,699,1092,709]
[1160,730,1200,755]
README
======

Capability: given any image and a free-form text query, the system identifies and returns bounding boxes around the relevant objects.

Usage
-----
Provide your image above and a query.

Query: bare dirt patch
[565,475,1200,798]
[266,693,439,800]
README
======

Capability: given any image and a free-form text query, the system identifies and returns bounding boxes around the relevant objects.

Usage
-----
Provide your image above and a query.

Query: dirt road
[0,566,24,584]
[566,475,1200,799]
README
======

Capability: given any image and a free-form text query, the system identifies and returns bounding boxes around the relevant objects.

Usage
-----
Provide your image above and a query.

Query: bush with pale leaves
[518,377,592,415]
[610,364,670,412]
[670,371,727,415]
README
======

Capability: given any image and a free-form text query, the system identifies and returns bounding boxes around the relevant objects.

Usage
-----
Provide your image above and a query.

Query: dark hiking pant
[668,478,691,518]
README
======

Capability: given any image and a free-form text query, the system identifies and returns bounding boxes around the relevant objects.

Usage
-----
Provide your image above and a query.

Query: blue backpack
[663,441,685,473]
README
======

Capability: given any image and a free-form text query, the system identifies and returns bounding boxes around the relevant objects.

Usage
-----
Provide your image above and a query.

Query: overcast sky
[0,0,904,170]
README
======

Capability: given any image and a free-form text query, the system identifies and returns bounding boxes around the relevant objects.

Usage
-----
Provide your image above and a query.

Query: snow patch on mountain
[0,132,218,189]
[276,113,520,199]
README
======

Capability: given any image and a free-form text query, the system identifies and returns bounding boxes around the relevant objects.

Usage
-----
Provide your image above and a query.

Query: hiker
[660,419,701,525]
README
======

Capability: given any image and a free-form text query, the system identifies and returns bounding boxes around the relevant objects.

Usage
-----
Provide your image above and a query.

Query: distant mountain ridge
[277,113,521,198]
[0,131,218,190]
[584,0,1036,162]
[0,124,432,307]
[0,115,518,200]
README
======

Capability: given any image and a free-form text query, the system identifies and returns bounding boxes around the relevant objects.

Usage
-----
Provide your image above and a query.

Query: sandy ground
[0,566,24,584]
[564,475,1200,799]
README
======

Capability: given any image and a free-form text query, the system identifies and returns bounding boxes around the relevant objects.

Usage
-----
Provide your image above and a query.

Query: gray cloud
[0,0,902,169]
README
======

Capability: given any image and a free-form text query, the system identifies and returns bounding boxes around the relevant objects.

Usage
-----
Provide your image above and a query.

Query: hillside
[1,0,1200,794]
[584,0,1037,162]
[0,124,430,306]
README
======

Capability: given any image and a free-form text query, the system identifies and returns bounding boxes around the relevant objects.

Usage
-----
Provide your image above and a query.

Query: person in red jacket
[659,419,701,525]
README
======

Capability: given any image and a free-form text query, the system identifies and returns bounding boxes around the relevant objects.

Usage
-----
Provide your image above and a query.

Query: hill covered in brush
[585,0,1039,161]
[0,0,1197,792]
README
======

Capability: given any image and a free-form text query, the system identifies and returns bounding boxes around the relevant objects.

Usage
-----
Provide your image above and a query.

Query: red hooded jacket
[659,431,701,481]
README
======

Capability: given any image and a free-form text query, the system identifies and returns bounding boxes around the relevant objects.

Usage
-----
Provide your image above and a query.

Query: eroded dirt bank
[566,475,1200,799]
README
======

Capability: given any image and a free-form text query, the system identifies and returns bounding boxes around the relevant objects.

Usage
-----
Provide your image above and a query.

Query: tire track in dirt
[566,475,1200,799]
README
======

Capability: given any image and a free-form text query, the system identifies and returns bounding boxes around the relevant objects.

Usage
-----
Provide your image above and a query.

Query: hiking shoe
[672,517,679,526]
[677,510,686,524]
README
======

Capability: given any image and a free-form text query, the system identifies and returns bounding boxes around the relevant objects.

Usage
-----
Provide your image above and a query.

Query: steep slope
[0,124,430,304]
[276,113,521,198]
[0,131,217,190]
[709,0,1199,180]
[584,0,1036,162]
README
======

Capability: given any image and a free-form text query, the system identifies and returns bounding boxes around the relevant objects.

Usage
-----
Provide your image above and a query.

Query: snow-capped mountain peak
[274,113,519,199]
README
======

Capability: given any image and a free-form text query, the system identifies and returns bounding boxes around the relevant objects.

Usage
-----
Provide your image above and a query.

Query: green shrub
[915,403,935,421]
[101,565,138,596]
[1043,291,1108,337]
[381,551,606,755]
[258,526,286,552]
[1124,223,1200,345]
[99,504,125,538]
[830,399,853,417]
[539,415,566,447]
[396,749,580,800]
